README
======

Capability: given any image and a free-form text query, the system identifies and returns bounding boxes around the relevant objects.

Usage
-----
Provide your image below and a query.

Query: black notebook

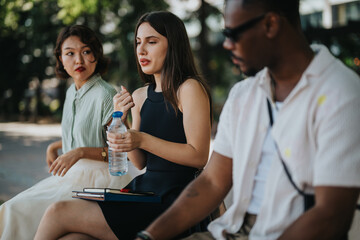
[72,188,161,203]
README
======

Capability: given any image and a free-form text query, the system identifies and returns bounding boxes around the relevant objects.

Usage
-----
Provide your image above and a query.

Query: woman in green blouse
[0,25,135,240]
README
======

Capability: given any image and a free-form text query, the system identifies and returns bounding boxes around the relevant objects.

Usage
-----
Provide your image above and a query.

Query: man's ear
[264,12,281,39]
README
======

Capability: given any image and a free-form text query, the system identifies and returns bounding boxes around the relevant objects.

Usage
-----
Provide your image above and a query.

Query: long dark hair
[54,25,109,79]
[134,11,212,120]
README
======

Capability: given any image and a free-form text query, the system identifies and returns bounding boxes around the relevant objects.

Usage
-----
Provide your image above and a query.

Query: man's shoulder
[315,56,360,98]
[310,44,360,89]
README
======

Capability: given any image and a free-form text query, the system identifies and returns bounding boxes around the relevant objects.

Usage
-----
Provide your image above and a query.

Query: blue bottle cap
[112,111,123,118]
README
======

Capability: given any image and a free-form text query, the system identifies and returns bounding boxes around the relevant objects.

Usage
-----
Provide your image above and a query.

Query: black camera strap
[266,98,360,211]
[266,99,309,198]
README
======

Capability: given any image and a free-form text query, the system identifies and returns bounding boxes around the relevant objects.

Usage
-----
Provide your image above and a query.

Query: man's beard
[231,53,259,77]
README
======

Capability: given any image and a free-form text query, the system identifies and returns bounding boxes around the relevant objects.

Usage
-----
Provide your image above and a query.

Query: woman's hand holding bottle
[107,129,143,153]
[113,86,135,123]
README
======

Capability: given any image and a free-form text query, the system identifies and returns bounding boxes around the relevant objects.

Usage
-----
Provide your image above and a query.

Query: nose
[137,43,146,56]
[223,37,235,51]
[75,53,84,64]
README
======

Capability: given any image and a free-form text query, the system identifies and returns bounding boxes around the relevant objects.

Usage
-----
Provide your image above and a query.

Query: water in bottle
[107,111,128,176]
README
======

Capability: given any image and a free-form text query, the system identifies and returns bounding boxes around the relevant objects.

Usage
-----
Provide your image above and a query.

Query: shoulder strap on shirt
[266,99,274,127]
[267,98,307,197]
[267,98,360,210]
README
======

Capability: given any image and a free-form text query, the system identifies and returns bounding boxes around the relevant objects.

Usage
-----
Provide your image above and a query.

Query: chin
[141,69,153,75]
[238,65,260,77]
[243,68,260,77]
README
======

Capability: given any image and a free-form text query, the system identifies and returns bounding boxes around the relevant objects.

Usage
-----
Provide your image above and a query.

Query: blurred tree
[1,0,358,125]
[304,21,360,75]
[0,0,169,122]
[183,0,239,121]
[0,0,62,121]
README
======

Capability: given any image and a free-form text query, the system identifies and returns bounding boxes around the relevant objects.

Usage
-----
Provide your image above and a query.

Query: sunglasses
[222,14,266,42]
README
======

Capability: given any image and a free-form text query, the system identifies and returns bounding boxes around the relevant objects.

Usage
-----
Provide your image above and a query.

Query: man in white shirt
[137,0,360,239]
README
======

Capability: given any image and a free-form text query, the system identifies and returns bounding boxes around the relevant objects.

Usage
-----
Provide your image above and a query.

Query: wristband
[136,230,154,240]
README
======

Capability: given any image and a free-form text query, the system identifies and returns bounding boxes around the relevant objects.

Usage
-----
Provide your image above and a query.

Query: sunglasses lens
[223,29,236,42]
[222,14,266,43]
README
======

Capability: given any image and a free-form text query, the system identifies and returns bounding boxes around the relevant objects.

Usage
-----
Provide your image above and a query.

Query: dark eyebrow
[136,35,160,40]
[63,45,90,50]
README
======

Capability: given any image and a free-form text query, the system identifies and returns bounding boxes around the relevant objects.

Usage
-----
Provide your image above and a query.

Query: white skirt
[0,159,136,240]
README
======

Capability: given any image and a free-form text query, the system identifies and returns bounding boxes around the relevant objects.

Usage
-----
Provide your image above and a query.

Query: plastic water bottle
[107,111,128,176]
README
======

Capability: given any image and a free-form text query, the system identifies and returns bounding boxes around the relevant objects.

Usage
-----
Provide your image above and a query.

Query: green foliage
[57,0,98,24]
[2,0,357,123]
[0,0,170,121]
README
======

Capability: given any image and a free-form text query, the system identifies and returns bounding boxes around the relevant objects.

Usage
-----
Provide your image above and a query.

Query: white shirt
[247,102,282,214]
[208,45,360,240]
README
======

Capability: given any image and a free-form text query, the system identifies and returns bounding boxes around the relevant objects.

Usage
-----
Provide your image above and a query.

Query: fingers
[107,131,128,141]
[50,160,62,176]
[46,159,52,168]
[123,100,135,112]
[49,158,56,173]
[114,87,130,102]
[114,94,133,107]
[107,135,126,145]
[107,141,130,152]
[46,151,57,169]
[60,166,69,177]
[106,131,131,152]
[113,87,135,112]
[49,157,67,177]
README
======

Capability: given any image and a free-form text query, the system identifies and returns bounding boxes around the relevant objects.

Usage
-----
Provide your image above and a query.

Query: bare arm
[108,85,146,170]
[125,86,147,170]
[108,80,211,169]
[49,120,113,177]
[143,151,233,240]
[49,146,110,176]
[278,186,360,240]
[46,140,62,168]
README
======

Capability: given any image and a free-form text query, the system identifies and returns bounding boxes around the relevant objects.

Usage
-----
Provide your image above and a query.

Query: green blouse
[61,74,117,154]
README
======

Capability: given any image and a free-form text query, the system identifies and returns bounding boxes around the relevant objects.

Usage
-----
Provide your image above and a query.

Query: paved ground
[0,122,62,202]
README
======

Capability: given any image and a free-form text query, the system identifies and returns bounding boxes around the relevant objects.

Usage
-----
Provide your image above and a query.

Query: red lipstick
[75,67,85,72]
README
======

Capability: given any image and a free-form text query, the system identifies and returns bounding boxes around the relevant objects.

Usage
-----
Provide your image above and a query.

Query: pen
[120,188,155,195]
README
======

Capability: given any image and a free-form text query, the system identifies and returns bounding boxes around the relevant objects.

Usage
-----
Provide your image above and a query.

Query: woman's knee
[44,201,72,219]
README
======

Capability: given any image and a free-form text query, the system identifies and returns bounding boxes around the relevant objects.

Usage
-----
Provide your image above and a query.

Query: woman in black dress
[35,11,212,240]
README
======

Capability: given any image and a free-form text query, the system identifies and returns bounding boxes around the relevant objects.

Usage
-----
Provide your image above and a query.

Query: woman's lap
[98,201,170,239]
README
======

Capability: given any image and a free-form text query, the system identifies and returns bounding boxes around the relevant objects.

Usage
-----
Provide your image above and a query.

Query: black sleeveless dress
[98,83,203,239]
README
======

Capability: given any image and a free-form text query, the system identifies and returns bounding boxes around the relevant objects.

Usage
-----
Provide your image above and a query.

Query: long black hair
[134,11,212,120]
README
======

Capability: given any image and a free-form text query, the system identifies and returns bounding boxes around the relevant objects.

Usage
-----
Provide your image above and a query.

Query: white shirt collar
[257,44,335,104]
